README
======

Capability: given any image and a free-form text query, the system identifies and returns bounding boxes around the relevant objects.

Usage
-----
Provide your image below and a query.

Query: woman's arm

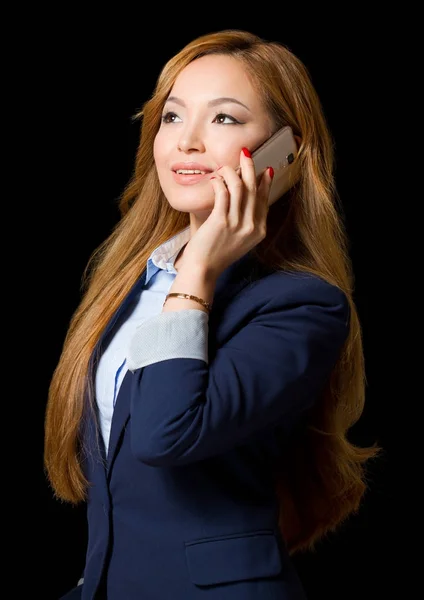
[126,273,349,467]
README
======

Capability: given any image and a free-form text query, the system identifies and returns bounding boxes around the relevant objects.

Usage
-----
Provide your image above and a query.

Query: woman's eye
[161,111,182,124]
[213,113,240,125]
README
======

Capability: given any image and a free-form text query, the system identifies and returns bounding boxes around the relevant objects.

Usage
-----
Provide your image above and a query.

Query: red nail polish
[268,166,274,178]
[242,147,251,158]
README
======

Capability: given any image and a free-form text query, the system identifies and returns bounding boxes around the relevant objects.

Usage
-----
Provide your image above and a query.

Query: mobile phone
[252,125,300,206]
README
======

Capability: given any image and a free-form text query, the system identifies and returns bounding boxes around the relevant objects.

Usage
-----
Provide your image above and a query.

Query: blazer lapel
[91,270,147,466]
[106,368,133,475]
[101,269,148,343]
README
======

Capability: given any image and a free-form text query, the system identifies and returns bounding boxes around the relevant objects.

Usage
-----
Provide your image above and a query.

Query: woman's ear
[294,135,302,150]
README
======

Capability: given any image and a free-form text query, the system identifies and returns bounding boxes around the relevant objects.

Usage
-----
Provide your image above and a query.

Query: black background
[22,10,407,600]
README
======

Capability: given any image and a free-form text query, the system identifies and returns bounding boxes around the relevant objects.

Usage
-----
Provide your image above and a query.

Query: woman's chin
[167,193,215,214]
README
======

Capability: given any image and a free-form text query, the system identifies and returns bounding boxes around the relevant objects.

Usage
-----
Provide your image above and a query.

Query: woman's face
[153,54,274,217]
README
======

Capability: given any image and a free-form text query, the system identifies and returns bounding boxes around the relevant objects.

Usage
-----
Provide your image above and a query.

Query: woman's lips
[172,171,214,185]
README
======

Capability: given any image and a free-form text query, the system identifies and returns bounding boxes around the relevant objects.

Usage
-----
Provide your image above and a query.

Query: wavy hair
[44,29,379,553]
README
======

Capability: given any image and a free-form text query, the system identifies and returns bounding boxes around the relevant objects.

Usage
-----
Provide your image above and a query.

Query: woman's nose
[177,129,205,153]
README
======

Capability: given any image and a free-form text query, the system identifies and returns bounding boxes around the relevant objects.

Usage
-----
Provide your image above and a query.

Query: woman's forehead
[168,54,265,113]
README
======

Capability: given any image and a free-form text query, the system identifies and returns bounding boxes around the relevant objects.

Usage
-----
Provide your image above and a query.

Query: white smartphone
[251,125,300,206]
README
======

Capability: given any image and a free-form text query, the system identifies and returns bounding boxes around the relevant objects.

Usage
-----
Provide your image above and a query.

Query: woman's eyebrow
[165,96,251,112]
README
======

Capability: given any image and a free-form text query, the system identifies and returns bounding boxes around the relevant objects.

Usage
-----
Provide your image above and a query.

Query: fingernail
[268,166,274,179]
[242,147,251,158]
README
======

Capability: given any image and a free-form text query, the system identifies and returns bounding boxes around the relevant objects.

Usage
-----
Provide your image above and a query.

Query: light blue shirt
[95,225,209,454]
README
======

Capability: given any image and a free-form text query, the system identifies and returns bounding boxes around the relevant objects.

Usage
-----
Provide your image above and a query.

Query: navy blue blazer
[68,251,349,600]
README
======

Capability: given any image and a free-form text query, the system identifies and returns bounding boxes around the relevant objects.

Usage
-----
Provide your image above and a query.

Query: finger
[238,147,257,196]
[237,147,259,222]
[216,166,244,223]
[210,175,230,217]
[216,165,242,188]
[257,166,274,213]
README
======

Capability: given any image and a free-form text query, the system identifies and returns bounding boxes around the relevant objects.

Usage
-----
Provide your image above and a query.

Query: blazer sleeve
[126,276,350,467]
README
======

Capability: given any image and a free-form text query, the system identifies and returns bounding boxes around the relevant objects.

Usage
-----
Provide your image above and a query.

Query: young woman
[45,29,378,600]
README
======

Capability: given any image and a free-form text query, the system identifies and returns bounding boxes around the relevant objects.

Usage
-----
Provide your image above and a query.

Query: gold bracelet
[163,293,212,312]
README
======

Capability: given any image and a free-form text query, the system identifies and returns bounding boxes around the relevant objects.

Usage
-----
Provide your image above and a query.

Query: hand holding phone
[251,126,300,206]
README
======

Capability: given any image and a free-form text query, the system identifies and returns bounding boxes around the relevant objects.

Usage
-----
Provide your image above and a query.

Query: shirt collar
[145,225,191,284]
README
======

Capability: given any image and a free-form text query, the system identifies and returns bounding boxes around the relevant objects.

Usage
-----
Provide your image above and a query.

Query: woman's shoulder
[250,270,351,346]
[251,268,349,310]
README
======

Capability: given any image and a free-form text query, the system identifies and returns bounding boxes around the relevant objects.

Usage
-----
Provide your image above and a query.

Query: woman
[45,29,378,599]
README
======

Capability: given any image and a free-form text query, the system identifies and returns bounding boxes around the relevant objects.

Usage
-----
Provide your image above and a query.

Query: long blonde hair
[44,29,379,554]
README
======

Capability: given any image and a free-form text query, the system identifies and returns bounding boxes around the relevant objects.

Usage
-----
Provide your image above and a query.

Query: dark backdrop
[25,13,404,600]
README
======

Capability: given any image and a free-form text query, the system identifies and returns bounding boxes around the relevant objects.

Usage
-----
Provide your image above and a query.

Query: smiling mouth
[175,169,208,175]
